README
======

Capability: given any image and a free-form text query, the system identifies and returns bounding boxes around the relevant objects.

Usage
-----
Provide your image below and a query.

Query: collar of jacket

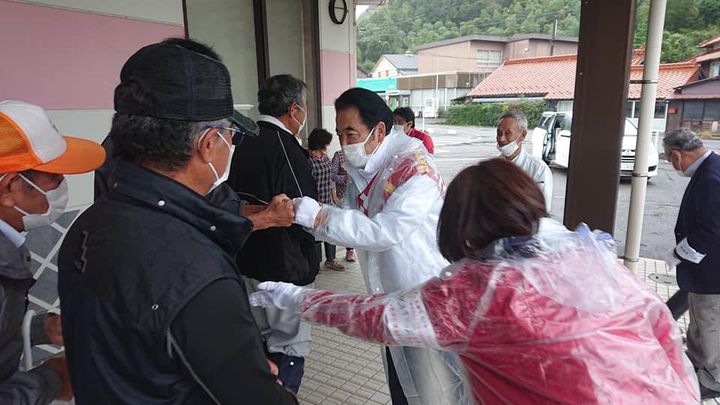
[109,160,253,255]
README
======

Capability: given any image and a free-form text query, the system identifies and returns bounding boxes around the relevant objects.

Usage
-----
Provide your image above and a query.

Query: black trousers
[386,348,409,405]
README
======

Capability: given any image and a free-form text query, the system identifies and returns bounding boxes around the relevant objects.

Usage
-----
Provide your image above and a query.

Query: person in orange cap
[0,99,105,404]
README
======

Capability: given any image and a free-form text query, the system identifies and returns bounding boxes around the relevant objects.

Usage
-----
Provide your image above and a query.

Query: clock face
[329,0,348,25]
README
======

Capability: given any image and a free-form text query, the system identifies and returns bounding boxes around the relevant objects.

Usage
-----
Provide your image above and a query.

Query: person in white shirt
[496,110,554,211]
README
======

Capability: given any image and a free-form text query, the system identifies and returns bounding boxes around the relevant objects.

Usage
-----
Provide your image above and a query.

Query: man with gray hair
[58,40,298,404]
[664,128,720,399]
[496,110,554,210]
[227,74,319,393]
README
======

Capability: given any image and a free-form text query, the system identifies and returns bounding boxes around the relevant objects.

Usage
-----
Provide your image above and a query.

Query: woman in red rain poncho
[251,159,700,404]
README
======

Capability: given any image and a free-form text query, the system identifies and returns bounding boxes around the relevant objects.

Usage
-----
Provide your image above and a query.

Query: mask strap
[17,174,47,196]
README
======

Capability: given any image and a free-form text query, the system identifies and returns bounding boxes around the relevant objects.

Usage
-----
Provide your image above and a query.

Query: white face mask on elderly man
[202,130,235,194]
[497,140,519,157]
[292,105,307,136]
[0,173,70,230]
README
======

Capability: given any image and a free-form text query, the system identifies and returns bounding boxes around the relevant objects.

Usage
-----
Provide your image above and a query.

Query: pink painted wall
[0,0,184,110]
[320,49,354,105]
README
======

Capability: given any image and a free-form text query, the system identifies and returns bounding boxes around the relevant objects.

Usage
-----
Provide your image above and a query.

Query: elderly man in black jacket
[227,75,319,393]
[57,40,298,404]
[664,128,720,400]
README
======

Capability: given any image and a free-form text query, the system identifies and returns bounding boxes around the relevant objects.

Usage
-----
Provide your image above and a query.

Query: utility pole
[550,16,558,56]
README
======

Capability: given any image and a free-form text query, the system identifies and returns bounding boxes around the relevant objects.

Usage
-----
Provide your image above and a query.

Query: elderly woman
[252,159,699,403]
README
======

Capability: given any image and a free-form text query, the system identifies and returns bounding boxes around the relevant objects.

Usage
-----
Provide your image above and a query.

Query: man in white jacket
[293,88,468,405]
[496,110,554,211]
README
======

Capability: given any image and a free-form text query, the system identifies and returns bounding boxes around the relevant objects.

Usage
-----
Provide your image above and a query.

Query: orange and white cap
[0,100,105,174]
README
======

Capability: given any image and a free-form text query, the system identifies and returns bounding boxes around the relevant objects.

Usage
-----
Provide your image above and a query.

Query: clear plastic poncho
[301,218,700,404]
[311,128,471,404]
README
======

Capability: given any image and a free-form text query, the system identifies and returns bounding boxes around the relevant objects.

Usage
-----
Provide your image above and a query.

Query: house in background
[357,67,370,79]
[665,35,720,136]
[463,52,699,133]
[415,33,579,75]
[370,53,418,77]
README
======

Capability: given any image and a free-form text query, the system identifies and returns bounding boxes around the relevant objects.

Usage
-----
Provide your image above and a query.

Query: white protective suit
[312,128,471,405]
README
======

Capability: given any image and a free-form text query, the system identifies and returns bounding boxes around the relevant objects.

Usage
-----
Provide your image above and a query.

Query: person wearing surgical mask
[56,40,299,404]
[226,74,319,394]
[292,88,470,405]
[662,128,720,400]
[0,100,106,404]
[496,109,554,211]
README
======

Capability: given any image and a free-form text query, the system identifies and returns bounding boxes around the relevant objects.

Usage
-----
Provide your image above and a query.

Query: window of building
[683,101,704,120]
[711,61,720,78]
[704,101,720,121]
[655,101,667,119]
[476,49,502,68]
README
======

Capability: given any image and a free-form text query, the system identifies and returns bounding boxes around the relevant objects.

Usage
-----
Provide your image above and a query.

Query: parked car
[531,111,659,178]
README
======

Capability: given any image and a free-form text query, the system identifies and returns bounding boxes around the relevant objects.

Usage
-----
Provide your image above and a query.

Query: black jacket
[227,120,319,285]
[676,152,720,294]
[58,161,297,404]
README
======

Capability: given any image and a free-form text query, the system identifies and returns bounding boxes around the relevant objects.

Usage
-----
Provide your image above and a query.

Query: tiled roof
[699,35,720,49]
[695,49,720,63]
[380,54,418,71]
[628,62,699,99]
[467,54,698,100]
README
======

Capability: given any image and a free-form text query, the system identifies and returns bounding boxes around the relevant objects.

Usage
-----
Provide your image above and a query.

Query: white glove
[249,281,305,310]
[293,197,322,228]
[665,249,681,269]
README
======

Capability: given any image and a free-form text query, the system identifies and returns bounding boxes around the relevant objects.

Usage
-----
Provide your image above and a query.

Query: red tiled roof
[466,54,578,100]
[699,35,720,49]
[631,47,645,65]
[467,54,698,101]
[695,49,720,63]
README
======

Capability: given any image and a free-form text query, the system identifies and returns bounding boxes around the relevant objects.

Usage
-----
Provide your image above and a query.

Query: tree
[356,0,719,71]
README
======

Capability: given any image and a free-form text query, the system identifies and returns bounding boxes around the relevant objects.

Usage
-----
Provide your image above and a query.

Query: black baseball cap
[114,43,259,136]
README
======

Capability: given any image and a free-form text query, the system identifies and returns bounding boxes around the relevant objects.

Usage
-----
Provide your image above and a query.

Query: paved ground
[426,123,720,260]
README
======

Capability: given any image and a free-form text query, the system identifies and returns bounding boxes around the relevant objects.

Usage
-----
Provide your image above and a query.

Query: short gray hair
[258,74,307,117]
[499,110,528,132]
[113,114,229,172]
[663,128,703,153]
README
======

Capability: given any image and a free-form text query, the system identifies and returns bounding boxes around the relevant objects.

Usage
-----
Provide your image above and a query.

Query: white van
[531,111,659,178]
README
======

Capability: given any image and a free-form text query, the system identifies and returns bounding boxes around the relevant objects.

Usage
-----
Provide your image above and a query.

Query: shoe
[701,384,720,400]
[345,250,356,262]
[324,259,345,272]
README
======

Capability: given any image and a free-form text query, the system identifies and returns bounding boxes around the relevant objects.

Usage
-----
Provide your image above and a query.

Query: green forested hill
[357,0,720,72]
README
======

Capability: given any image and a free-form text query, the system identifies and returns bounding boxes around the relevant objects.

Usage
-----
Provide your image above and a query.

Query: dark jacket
[58,161,297,404]
[676,152,720,294]
[0,232,59,405]
[227,120,319,285]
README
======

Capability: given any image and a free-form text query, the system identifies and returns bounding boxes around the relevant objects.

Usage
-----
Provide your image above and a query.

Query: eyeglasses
[202,126,247,145]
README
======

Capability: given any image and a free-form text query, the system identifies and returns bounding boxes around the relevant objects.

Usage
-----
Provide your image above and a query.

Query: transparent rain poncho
[310,128,471,404]
[299,218,700,404]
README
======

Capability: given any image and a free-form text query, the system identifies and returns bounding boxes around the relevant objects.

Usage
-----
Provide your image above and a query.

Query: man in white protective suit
[292,88,470,405]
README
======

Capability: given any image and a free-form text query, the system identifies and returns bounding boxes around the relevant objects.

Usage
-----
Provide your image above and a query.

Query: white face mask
[497,140,519,157]
[343,127,379,168]
[12,174,69,230]
[292,105,307,136]
[203,130,235,194]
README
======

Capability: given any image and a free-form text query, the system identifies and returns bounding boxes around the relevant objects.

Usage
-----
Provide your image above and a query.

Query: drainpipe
[623,0,667,271]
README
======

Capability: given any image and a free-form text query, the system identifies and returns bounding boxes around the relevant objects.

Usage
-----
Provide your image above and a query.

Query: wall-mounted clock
[329,0,348,25]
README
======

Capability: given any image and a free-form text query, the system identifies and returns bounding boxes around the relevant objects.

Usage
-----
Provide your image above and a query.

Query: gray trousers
[688,293,720,391]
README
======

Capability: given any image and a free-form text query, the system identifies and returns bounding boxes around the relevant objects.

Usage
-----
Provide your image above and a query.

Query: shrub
[446,100,549,127]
